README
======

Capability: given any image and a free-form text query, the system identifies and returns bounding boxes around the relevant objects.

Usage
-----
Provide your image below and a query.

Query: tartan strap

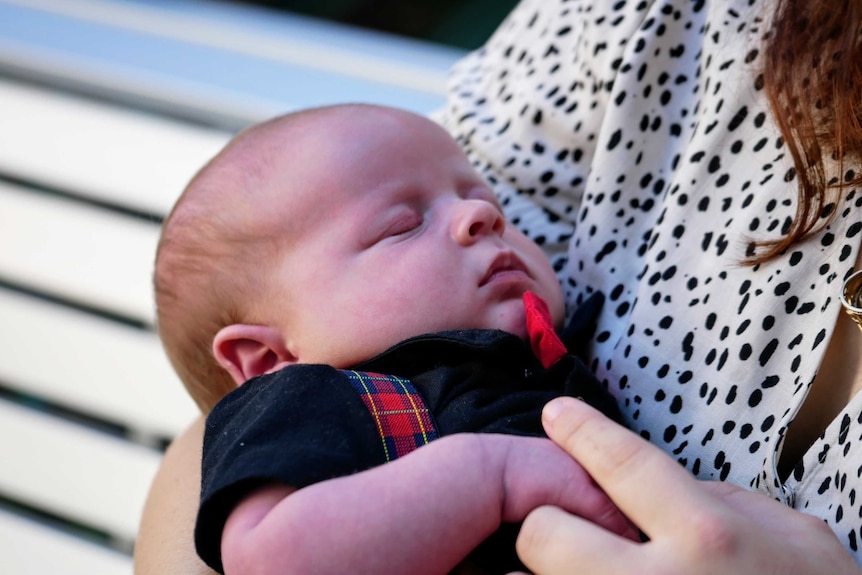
[343,370,439,462]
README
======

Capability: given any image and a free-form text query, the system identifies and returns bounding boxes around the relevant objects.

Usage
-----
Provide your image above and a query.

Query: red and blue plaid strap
[343,370,439,463]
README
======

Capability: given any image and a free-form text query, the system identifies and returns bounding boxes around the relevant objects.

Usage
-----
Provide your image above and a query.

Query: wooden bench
[0,1,462,572]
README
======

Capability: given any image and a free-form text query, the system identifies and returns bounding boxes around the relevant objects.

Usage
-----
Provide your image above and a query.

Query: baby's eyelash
[382,212,423,238]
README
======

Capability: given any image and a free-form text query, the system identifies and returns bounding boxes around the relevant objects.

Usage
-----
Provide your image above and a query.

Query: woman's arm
[222,433,638,575]
[134,416,217,575]
[513,398,861,575]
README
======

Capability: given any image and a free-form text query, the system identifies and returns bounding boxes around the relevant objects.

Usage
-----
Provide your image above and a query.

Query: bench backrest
[0,1,462,572]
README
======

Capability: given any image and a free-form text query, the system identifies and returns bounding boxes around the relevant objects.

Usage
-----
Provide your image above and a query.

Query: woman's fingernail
[543,397,566,422]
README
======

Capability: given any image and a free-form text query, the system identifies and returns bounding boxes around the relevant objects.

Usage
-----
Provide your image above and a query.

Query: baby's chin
[487,305,529,339]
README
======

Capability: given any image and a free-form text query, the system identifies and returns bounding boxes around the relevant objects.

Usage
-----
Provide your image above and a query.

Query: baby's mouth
[480,251,529,287]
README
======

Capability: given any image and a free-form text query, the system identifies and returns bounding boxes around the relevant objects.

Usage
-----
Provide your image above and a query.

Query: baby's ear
[213,324,297,386]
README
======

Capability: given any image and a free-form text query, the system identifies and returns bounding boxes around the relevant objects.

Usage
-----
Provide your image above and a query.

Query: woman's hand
[513,397,860,575]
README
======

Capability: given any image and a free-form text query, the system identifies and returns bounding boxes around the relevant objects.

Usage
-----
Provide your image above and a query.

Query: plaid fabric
[344,370,438,462]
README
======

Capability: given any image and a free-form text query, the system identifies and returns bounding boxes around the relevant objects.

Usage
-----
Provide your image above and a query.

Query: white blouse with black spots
[438,0,862,563]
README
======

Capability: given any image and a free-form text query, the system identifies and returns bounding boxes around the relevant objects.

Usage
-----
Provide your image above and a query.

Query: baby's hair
[154,142,270,412]
[155,104,377,411]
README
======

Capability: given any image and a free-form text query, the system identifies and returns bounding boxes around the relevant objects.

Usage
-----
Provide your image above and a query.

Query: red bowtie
[524,291,567,368]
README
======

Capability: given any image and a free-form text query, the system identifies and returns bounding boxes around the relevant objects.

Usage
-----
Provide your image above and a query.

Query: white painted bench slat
[0,509,132,575]
[0,180,161,323]
[0,78,230,216]
[0,289,195,439]
[0,0,459,120]
[0,398,162,544]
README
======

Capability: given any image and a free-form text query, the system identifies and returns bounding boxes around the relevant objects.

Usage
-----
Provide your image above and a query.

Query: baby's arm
[221,433,636,575]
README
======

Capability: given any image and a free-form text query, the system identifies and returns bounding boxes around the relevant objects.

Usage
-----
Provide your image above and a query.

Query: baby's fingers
[506,438,638,540]
[558,484,638,540]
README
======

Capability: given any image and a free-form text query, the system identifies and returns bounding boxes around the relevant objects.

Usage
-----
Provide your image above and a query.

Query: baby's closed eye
[378,211,424,241]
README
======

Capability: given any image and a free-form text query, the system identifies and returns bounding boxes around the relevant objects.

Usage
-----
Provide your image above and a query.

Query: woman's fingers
[540,397,724,538]
[516,505,638,575]
[517,398,862,575]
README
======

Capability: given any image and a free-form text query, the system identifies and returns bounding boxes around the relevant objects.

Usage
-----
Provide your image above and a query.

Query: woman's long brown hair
[755,0,862,263]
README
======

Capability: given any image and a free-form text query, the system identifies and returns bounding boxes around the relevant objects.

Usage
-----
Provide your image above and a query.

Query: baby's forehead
[211,105,460,223]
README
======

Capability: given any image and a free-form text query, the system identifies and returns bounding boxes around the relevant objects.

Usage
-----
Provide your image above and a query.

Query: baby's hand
[479,434,638,541]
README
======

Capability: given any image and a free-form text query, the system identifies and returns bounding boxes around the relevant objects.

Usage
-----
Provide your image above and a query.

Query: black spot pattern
[438,0,862,563]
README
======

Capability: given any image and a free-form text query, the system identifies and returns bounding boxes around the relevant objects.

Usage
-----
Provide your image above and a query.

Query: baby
[154,103,630,575]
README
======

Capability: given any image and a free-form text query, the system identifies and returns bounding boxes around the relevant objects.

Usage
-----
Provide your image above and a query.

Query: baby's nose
[452,200,505,245]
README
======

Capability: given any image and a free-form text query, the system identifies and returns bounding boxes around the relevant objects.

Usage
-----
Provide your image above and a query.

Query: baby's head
[155,104,564,412]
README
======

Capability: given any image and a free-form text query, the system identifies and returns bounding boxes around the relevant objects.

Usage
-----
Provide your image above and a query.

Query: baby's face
[263,107,564,368]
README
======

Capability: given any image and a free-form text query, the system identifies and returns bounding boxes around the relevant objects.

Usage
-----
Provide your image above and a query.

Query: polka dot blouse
[438,0,862,562]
